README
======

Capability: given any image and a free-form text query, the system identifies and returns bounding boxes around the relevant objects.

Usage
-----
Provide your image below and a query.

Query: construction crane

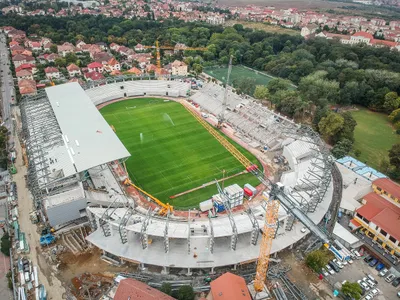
[143,41,208,71]
[217,55,233,129]
[123,178,173,216]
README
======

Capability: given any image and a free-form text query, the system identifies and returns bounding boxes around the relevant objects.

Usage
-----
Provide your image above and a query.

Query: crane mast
[218,55,233,128]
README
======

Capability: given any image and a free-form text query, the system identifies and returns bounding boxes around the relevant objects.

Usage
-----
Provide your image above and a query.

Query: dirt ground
[57,248,132,284]
[280,250,334,300]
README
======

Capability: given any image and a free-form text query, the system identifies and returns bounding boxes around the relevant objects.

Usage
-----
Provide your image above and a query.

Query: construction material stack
[223,184,244,209]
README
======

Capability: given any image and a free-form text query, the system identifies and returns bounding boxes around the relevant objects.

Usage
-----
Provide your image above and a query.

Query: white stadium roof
[45,82,130,174]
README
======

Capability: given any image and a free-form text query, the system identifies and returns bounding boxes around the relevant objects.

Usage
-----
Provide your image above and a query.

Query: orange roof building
[209,273,251,300]
[114,278,174,300]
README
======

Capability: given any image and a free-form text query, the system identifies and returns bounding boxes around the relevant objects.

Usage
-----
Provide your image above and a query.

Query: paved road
[0,33,15,147]
[0,204,12,300]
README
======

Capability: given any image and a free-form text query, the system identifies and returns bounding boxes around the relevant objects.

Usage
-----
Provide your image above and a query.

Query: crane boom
[218,55,232,128]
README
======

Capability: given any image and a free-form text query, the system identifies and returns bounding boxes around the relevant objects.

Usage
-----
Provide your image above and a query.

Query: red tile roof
[114,278,174,300]
[350,219,361,227]
[210,272,251,300]
[353,31,374,40]
[44,67,59,73]
[84,71,104,80]
[373,178,400,200]
[67,63,80,71]
[87,62,103,69]
[357,192,400,241]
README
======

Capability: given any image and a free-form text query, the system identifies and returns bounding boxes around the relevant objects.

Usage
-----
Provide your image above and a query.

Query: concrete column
[162,266,169,275]
[289,243,293,250]
[233,264,237,270]
[274,252,277,258]
[210,267,215,275]
[140,263,146,271]
[187,268,192,276]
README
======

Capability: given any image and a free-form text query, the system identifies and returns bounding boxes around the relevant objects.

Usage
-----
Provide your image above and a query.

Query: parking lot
[324,256,399,299]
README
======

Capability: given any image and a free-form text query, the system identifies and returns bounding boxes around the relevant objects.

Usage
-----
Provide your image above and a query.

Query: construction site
[8,63,344,299]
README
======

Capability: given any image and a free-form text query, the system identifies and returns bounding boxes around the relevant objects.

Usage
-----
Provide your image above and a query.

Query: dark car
[369,258,379,267]
[376,262,385,271]
[392,277,400,287]
[364,255,374,263]
[329,261,340,273]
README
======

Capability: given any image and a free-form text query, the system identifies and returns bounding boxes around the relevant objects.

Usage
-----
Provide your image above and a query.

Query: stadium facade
[21,78,336,272]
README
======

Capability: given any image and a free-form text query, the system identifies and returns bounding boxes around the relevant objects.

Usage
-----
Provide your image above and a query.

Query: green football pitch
[100,98,260,209]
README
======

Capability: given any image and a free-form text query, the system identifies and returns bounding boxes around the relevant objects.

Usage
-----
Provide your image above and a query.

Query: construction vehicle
[10,163,16,174]
[143,41,207,72]
[123,178,173,216]
[40,233,55,246]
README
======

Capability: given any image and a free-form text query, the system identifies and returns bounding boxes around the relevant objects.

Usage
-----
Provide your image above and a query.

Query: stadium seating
[85,79,190,105]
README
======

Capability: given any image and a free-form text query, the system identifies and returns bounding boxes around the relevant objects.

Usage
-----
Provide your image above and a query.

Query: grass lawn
[204,65,277,86]
[351,107,400,170]
[225,20,300,36]
[100,98,260,209]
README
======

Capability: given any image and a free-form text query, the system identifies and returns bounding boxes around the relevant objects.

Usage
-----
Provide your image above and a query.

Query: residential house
[11,45,25,56]
[12,54,35,68]
[76,40,86,49]
[28,41,42,52]
[16,69,33,82]
[105,57,121,72]
[43,53,59,63]
[87,62,104,73]
[8,29,26,40]
[126,67,142,75]
[96,42,107,50]
[88,45,103,58]
[18,79,37,96]
[169,60,188,76]
[301,24,319,37]
[134,43,145,52]
[43,42,53,52]
[207,272,251,300]
[84,71,105,81]
[16,64,37,75]
[114,278,174,300]
[44,67,60,80]
[110,43,120,51]
[341,31,373,45]
[57,42,76,57]
[66,63,81,77]
[93,52,113,64]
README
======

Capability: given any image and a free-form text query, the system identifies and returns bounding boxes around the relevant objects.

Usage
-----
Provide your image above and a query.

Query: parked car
[375,262,385,271]
[333,259,344,269]
[369,258,379,267]
[325,264,335,275]
[366,279,375,288]
[365,294,373,300]
[379,268,388,277]
[359,281,370,291]
[385,274,396,283]
[392,277,400,287]
[397,291,400,298]
[364,255,373,262]
[371,289,378,297]
[329,261,340,273]
[347,258,354,264]
[321,268,329,277]
[367,275,377,284]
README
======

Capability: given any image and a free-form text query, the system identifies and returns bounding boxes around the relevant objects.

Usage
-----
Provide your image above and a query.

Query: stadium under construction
[20,76,337,275]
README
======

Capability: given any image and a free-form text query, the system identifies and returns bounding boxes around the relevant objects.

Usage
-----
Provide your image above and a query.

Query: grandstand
[20,78,336,273]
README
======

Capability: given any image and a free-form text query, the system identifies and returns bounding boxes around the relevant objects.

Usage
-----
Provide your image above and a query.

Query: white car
[321,268,329,276]
[366,279,375,288]
[333,259,344,269]
[385,273,395,283]
[360,280,370,291]
[367,275,376,283]
[371,289,378,296]
[325,265,335,275]
[379,268,388,277]
[347,258,354,264]
[351,249,362,259]
[365,294,373,300]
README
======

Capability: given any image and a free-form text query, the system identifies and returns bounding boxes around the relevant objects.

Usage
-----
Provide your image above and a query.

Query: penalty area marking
[126,106,136,109]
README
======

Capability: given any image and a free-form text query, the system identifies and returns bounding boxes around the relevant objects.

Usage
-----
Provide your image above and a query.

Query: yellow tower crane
[143,41,208,72]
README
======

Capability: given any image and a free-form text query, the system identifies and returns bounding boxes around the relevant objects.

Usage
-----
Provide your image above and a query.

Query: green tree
[336,112,357,143]
[388,143,400,171]
[331,139,353,158]
[160,283,172,296]
[177,285,195,300]
[267,78,292,94]
[50,44,58,53]
[54,57,67,67]
[305,249,332,273]
[1,233,11,256]
[253,85,270,102]
[318,112,345,143]
[298,71,340,107]
[379,157,391,174]
[65,52,78,64]
[192,63,203,75]
[342,281,362,300]
[383,92,400,113]
[232,77,256,95]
